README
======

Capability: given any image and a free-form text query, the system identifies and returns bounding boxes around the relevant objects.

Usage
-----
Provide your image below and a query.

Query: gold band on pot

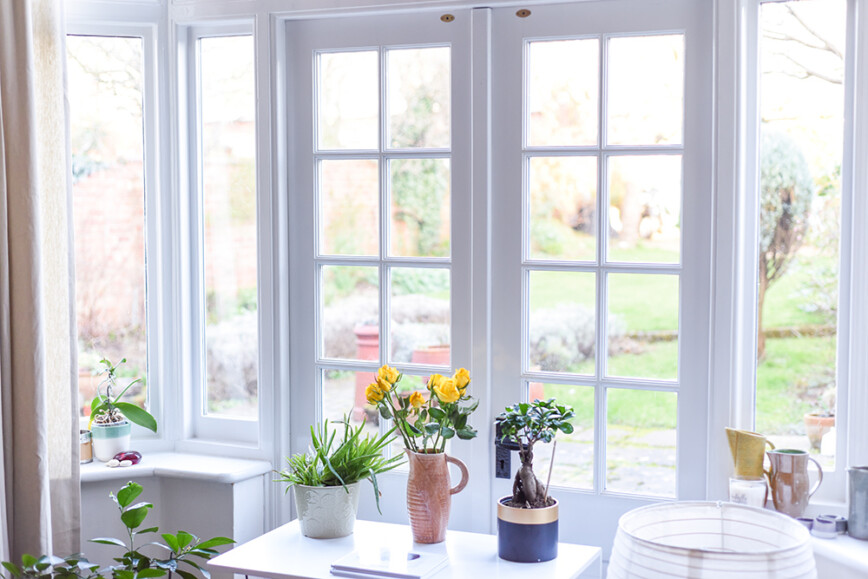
[497,496,558,525]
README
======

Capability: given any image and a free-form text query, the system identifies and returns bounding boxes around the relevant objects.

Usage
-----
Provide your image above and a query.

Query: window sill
[80,452,272,484]
[812,534,868,576]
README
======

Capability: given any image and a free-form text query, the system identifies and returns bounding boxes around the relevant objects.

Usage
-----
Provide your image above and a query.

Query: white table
[208,519,602,579]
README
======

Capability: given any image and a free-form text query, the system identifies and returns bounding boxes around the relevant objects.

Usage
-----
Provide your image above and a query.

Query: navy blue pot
[497,496,559,562]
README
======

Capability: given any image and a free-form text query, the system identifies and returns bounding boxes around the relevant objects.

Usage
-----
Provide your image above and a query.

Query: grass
[755,335,836,434]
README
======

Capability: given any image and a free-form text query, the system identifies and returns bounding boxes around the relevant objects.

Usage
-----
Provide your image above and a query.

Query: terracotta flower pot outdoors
[803,412,834,452]
[405,450,469,543]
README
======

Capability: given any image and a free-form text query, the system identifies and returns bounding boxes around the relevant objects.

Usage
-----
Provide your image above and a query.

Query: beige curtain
[0,0,80,562]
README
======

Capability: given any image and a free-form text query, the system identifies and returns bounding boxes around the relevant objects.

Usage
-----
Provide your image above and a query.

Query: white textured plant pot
[91,421,131,462]
[608,501,816,579]
[294,483,361,539]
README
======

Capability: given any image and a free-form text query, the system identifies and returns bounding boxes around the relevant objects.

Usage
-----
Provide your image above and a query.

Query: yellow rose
[428,374,447,390]
[408,391,425,409]
[433,378,460,404]
[453,368,470,392]
[365,382,384,403]
[376,376,395,392]
[378,365,400,384]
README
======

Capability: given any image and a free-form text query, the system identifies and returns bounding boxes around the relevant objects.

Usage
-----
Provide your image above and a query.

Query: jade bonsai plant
[1,481,233,579]
[495,398,575,562]
[89,358,157,462]
[275,416,404,539]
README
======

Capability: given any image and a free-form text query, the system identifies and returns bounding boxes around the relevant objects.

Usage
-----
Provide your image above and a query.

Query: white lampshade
[608,501,816,578]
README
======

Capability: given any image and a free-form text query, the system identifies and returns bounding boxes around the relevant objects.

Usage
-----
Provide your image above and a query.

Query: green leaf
[440,426,455,439]
[137,526,160,535]
[175,570,197,579]
[117,482,144,508]
[90,396,105,416]
[428,407,446,420]
[136,570,166,578]
[115,570,135,579]
[153,560,178,572]
[121,504,153,529]
[457,427,477,440]
[560,422,574,434]
[114,402,158,433]
[176,531,194,550]
[454,413,467,430]
[161,533,180,553]
[424,422,440,436]
[195,537,235,550]
[378,405,393,420]
[89,537,127,548]
[21,555,37,568]
[3,562,21,577]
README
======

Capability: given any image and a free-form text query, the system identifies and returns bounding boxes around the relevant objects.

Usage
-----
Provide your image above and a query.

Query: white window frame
[711,0,868,506]
[179,21,268,447]
[64,8,169,450]
[285,9,480,527]
[489,0,714,553]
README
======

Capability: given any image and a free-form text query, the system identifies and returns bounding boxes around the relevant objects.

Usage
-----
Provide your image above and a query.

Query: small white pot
[294,482,361,539]
[91,421,131,462]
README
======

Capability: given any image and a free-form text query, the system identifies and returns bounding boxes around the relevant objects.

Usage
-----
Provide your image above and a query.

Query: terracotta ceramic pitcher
[405,450,469,543]
[767,449,822,517]
[726,427,775,478]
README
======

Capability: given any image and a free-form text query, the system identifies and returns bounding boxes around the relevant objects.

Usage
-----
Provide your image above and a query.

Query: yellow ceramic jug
[725,427,775,478]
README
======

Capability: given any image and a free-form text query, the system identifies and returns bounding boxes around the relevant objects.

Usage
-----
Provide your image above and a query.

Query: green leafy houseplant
[275,416,405,514]
[1,481,233,579]
[496,399,575,509]
[89,358,157,433]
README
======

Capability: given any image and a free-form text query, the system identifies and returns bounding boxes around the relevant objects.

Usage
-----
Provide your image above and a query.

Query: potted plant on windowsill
[89,357,157,462]
[275,416,404,539]
[495,398,575,563]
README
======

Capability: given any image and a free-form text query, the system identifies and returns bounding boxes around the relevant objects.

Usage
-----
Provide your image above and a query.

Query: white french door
[285,0,714,553]
[286,10,477,524]
[489,0,714,553]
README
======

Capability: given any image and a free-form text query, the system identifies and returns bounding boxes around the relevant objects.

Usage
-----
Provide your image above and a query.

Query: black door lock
[494,422,520,479]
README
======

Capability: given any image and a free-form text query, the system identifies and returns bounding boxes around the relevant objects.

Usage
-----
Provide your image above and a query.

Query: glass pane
[200,36,258,418]
[607,155,681,263]
[757,0,845,471]
[607,35,684,146]
[322,369,380,436]
[607,389,677,497]
[528,39,599,147]
[318,51,378,150]
[321,266,379,361]
[67,36,148,420]
[607,274,678,381]
[528,271,596,375]
[387,47,450,149]
[389,158,450,257]
[320,159,379,256]
[529,156,597,261]
[390,268,451,365]
[531,384,594,490]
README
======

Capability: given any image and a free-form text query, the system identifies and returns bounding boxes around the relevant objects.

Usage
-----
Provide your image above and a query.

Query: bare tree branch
[785,5,842,60]
[779,53,843,85]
